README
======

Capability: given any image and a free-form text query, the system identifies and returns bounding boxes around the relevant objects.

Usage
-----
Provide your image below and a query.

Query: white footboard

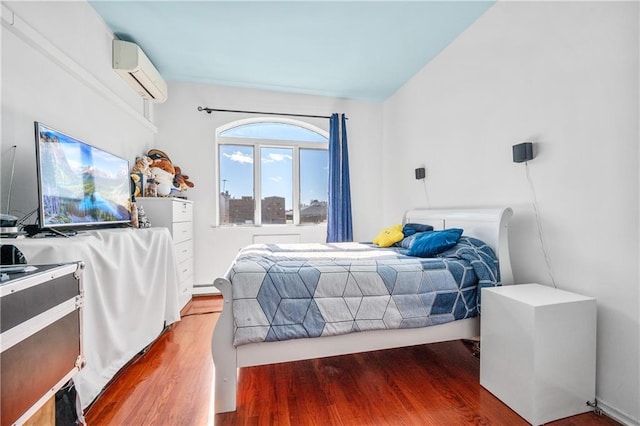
[211,277,238,413]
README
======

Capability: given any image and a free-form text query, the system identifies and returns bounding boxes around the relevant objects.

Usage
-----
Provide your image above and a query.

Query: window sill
[211,223,327,229]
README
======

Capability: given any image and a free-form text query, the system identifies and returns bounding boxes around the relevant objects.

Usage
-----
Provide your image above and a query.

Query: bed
[211,207,514,413]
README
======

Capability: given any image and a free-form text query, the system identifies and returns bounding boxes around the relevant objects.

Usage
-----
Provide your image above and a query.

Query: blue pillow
[407,228,464,258]
[399,232,422,249]
[402,223,434,237]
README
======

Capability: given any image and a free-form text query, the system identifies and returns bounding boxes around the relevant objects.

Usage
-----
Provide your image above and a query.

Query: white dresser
[137,197,194,310]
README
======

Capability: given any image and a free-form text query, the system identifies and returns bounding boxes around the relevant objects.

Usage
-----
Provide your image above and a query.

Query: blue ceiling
[89,1,494,102]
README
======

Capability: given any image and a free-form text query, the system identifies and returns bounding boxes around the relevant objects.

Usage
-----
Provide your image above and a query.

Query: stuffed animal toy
[373,224,404,247]
[149,157,175,176]
[130,202,139,228]
[137,205,151,228]
[131,156,152,177]
[147,149,175,176]
[146,149,175,196]
[147,149,170,161]
[150,168,174,196]
[173,166,195,192]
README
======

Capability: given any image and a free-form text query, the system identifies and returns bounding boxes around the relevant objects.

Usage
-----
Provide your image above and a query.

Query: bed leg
[211,278,238,413]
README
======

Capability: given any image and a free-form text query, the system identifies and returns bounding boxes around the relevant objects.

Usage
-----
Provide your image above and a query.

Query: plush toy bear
[173,166,195,192]
[146,149,175,196]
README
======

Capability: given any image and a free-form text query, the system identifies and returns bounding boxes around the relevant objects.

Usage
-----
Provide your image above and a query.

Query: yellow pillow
[373,224,404,247]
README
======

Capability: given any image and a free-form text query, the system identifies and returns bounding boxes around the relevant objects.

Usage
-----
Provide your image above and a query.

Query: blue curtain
[327,113,353,242]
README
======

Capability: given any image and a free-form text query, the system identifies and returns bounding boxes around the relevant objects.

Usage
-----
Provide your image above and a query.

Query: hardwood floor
[85,296,619,425]
[84,296,221,425]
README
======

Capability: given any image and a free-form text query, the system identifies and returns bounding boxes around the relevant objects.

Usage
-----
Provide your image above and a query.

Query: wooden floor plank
[85,296,618,425]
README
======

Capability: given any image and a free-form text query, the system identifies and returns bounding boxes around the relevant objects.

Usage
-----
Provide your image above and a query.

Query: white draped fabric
[4,227,181,408]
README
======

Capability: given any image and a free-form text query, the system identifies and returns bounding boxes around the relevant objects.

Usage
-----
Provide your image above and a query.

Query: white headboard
[403,207,514,285]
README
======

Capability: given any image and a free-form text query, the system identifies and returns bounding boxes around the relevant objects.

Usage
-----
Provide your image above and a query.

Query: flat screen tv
[34,122,132,230]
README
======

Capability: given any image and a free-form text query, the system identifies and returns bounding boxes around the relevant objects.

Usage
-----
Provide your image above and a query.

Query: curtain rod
[197,106,347,120]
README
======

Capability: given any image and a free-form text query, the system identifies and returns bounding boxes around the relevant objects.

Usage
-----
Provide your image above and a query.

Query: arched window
[216,118,329,226]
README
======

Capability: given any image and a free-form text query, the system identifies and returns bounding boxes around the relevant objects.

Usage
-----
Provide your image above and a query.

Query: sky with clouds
[219,122,328,211]
[220,145,327,209]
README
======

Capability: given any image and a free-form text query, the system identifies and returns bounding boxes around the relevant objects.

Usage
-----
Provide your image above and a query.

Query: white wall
[1,1,156,219]
[383,2,639,423]
[155,82,383,287]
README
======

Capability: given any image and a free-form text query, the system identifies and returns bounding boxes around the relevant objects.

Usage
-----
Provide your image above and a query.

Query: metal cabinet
[0,262,84,425]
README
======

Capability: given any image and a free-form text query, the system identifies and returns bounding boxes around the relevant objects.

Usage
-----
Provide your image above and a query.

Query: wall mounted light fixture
[513,142,534,163]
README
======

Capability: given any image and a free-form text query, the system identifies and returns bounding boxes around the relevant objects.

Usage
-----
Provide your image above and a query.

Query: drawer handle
[182,249,188,253]
[182,268,188,273]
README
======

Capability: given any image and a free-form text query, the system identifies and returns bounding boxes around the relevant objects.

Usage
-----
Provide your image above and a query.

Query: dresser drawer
[172,200,193,223]
[175,239,192,264]
[180,275,194,294]
[177,258,193,283]
[178,275,193,309]
[172,221,193,244]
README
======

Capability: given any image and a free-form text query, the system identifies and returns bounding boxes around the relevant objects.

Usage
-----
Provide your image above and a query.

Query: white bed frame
[211,207,514,413]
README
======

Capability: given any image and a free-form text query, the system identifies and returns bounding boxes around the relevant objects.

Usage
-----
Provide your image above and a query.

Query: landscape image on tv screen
[35,123,131,228]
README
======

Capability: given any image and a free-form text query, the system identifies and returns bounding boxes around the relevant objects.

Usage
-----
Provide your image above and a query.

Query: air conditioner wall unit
[113,40,168,103]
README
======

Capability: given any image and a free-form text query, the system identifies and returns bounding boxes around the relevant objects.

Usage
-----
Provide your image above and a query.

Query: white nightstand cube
[480,284,596,425]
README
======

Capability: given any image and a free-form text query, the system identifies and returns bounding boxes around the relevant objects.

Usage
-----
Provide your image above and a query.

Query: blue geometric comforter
[228,236,500,346]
